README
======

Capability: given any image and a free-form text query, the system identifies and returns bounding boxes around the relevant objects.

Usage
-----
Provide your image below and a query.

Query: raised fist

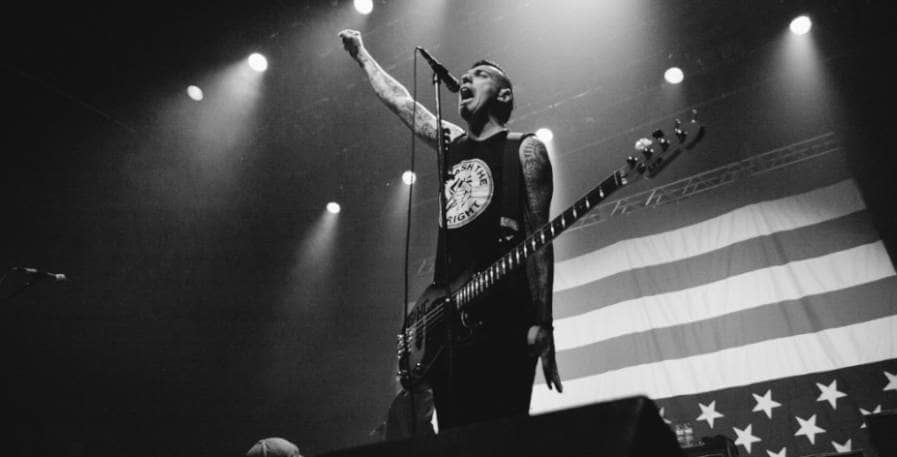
[339,29,364,59]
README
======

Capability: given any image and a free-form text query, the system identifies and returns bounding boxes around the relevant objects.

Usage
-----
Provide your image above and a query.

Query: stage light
[186,85,203,101]
[790,15,812,36]
[354,0,373,15]
[326,202,341,214]
[664,67,684,84]
[535,128,554,142]
[248,53,268,72]
[402,171,417,185]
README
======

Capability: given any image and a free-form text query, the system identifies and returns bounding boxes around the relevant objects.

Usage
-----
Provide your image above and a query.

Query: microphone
[12,266,68,282]
[416,47,460,93]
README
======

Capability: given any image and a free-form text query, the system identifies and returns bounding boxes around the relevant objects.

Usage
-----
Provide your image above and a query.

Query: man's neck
[465,116,507,141]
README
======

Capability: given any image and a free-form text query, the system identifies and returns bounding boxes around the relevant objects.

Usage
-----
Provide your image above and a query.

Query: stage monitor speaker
[319,396,684,457]
[867,409,897,457]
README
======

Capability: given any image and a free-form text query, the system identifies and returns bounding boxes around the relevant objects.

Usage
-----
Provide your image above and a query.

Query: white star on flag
[766,447,787,457]
[795,414,826,444]
[658,407,672,425]
[752,389,782,419]
[696,400,725,429]
[832,439,852,453]
[733,424,762,454]
[884,371,897,392]
[816,380,847,410]
[859,405,882,429]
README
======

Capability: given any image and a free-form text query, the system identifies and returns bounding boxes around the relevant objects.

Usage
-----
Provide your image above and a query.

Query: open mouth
[459,86,474,103]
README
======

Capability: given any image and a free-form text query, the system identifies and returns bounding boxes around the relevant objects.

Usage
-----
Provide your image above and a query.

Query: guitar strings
[402,141,692,363]
[405,166,632,336]
[403,162,661,339]
[405,222,553,336]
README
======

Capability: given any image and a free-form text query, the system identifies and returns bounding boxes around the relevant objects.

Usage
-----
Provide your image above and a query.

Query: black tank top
[434,130,535,330]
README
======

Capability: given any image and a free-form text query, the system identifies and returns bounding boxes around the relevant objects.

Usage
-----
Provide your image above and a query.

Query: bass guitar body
[396,270,484,389]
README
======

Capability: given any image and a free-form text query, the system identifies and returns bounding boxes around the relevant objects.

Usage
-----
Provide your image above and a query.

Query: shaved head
[470,59,514,123]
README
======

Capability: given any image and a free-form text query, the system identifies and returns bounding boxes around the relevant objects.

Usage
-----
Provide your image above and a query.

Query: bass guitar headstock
[620,109,706,184]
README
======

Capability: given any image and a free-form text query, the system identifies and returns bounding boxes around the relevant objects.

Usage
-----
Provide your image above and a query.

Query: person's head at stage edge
[245,437,303,457]
[458,60,514,129]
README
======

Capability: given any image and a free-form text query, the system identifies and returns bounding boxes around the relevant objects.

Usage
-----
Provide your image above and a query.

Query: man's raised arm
[339,29,464,149]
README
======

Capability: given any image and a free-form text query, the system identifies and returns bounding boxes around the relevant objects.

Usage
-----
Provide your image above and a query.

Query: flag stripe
[554,211,879,320]
[554,179,865,292]
[546,275,897,381]
[554,242,896,351]
[531,314,897,414]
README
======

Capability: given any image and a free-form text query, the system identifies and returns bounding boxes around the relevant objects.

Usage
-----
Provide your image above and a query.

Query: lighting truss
[569,131,839,232]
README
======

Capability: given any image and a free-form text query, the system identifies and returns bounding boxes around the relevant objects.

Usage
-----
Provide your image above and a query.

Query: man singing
[339,29,562,431]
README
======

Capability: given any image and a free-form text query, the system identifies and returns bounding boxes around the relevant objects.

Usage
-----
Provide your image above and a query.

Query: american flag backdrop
[529,135,897,456]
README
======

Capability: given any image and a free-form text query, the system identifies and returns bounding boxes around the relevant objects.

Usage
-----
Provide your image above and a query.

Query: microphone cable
[399,47,421,436]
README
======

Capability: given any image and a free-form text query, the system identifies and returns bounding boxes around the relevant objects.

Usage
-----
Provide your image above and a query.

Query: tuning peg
[633,137,653,159]
[634,137,652,150]
[626,156,639,169]
[674,119,687,142]
[652,129,670,151]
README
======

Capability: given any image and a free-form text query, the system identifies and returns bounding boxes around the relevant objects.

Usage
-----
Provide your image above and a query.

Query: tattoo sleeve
[520,136,555,325]
[356,50,463,149]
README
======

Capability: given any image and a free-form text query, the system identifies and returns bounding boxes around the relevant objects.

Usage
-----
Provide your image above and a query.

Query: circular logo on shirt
[444,158,494,229]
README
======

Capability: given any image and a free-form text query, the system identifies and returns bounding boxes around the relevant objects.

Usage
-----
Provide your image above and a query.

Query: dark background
[2,1,895,455]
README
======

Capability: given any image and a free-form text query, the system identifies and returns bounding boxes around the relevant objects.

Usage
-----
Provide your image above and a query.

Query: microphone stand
[399,49,456,436]
[433,71,450,285]
[431,70,456,427]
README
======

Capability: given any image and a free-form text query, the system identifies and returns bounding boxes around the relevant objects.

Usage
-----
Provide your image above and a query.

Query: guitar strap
[498,132,534,244]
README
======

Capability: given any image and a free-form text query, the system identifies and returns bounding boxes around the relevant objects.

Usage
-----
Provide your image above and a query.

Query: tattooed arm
[339,29,464,149]
[520,135,563,392]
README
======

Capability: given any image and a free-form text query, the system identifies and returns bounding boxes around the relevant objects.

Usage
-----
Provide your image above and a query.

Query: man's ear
[497,87,513,104]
